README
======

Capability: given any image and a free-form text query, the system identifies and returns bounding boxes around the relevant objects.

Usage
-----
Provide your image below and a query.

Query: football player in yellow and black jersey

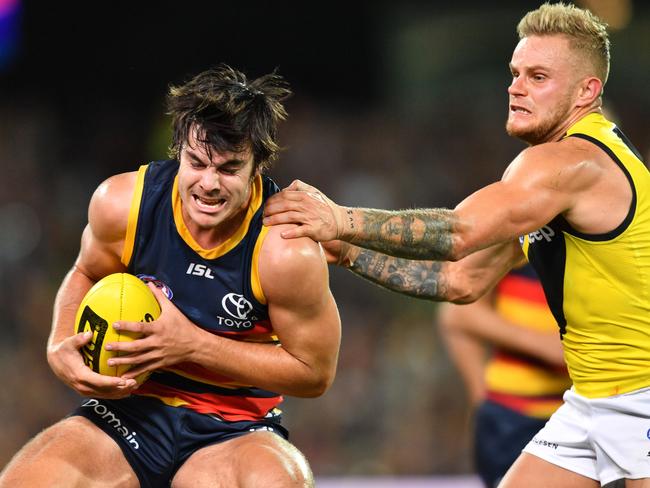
[0,65,341,488]
[264,3,649,488]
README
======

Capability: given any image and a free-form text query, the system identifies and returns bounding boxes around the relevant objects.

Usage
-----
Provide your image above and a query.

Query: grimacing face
[506,35,585,144]
[177,127,256,245]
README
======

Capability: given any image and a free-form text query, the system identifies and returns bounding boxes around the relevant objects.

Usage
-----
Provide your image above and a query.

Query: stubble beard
[506,95,574,145]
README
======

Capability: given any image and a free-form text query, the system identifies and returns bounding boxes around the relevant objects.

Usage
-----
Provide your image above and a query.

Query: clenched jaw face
[506,34,585,145]
[177,125,256,244]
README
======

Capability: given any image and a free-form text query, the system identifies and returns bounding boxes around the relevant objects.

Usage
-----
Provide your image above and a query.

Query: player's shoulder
[92,171,139,204]
[88,171,139,240]
[261,224,324,269]
[519,136,600,167]
[505,137,602,185]
[258,224,328,300]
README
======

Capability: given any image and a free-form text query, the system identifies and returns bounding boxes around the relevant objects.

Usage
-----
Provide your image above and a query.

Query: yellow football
[75,273,161,383]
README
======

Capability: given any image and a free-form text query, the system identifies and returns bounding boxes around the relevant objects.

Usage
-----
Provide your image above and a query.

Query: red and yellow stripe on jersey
[484,265,572,418]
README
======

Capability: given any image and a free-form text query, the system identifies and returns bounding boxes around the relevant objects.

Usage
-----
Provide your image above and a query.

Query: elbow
[444,275,482,305]
[294,368,336,398]
[446,235,474,263]
[449,290,481,305]
[443,260,489,304]
[301,383,329,399]
[307,371,336,398]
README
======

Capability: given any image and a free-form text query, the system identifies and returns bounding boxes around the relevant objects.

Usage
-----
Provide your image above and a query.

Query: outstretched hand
[263,180,348,242]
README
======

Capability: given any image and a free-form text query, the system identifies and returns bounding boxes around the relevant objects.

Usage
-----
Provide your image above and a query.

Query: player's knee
[240,438,313,488]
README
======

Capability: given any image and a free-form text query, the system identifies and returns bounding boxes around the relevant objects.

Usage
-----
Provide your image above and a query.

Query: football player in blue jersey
[0,64,341,488]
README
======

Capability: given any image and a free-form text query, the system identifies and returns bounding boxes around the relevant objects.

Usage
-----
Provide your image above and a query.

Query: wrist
[341,244,360,269]
[338,206,358,241]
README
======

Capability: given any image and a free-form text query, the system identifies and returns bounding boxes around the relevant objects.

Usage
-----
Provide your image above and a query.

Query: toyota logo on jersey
[221,293,253,320]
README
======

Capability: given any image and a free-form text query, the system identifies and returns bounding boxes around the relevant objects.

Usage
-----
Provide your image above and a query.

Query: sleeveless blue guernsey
[120,159,282,421]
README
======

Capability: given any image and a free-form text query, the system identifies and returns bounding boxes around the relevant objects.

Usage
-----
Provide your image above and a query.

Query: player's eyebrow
[509,62,552,72]
[186,148,247,168]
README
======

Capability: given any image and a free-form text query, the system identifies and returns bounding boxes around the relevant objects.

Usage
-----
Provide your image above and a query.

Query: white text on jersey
[186,263,215,279]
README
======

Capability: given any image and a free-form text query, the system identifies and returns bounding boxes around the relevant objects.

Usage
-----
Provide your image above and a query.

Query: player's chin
[190,208,227,228]
[506,122,535,141]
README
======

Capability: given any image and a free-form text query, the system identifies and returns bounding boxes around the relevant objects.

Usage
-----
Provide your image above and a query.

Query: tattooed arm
[263,142,604,260]
[336,238,524,303]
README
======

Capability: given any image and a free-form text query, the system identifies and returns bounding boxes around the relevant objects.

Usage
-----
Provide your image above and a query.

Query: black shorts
[474,399,547,488]
[71,395,288,488]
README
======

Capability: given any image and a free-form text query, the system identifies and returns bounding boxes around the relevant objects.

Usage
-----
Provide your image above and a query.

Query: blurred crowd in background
[1,0,649,477]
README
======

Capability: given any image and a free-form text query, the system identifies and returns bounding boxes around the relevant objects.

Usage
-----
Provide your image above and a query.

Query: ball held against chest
[75,273,161,382]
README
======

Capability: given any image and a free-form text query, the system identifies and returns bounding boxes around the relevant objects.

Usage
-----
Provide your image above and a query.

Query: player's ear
[576,77,602,107]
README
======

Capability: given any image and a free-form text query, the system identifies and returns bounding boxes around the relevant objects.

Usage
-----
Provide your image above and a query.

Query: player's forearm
[189,330,334,397]
[49,266,95,349]
[341,207,459,261]
[347,248,451,301]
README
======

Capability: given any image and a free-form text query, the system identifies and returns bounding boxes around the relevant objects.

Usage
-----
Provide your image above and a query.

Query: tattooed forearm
[349,208,457,260]
[350,249,449,300]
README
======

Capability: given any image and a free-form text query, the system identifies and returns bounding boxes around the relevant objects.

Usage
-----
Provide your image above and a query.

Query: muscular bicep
[454,179,565,256]
[453,143,596,257]
[260,229,341,384]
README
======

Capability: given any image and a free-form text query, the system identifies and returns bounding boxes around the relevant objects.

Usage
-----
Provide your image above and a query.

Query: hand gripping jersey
[484,264,571,419]
[520,113,650,398]
[120,159,282,421]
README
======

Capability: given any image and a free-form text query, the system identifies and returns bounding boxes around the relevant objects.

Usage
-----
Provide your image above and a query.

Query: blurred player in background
[264,3,650,486]
[0,64,341,487]
[438,263,569,487]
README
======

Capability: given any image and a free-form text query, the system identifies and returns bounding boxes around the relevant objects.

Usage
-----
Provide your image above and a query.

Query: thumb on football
[72,330,94,348]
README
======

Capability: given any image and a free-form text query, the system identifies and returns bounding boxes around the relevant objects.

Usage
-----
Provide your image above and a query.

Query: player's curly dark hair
[166,63,292,172]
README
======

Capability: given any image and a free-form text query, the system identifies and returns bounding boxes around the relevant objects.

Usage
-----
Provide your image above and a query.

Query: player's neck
[539,106,603,145]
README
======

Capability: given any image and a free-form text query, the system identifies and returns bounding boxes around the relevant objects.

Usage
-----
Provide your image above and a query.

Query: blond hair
[518,2,610,85]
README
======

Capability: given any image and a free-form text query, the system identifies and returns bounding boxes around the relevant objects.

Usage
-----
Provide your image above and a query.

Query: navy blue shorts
[474,399,547,488]
[71,395,288,488]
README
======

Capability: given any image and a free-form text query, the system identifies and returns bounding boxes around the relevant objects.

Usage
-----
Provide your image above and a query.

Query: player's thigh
[626,479,650,487]
[498,453,599,488]
[172,431,313,488]
[0,416,138,488]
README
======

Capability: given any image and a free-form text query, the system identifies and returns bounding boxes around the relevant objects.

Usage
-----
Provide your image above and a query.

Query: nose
[199,169,220,193]
[508,75,526,97]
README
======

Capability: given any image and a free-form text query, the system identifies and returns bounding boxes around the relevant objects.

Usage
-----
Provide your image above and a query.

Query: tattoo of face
[354,209,456,260]
[351,249,447,300]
